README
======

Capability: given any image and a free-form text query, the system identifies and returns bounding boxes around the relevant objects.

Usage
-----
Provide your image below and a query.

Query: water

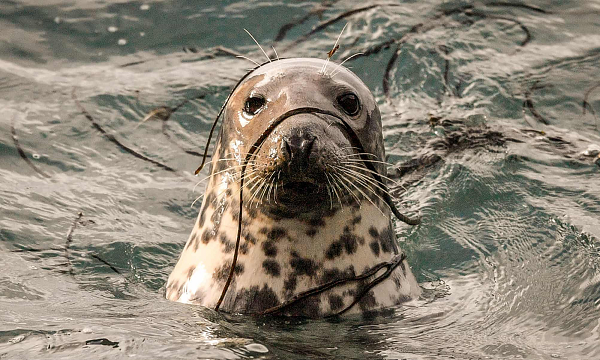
[1,0,599,358]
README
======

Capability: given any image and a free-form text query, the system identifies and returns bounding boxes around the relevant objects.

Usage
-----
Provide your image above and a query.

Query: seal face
[166,58,421,317]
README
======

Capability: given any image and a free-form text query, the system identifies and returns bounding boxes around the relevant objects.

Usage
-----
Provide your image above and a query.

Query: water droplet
[118,39,127,46]
[140,4,150,10]
[551,354,560,358]
[54,17,61,24]
[140,32,145,37]
[108,26,118,33]
[245,343,268,353]
[32,153,40,159]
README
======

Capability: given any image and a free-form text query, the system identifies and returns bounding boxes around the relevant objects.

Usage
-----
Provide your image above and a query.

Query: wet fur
[166,58,421,317]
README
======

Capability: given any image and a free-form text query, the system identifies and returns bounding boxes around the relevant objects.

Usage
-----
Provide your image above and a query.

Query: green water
[1,0,599,359]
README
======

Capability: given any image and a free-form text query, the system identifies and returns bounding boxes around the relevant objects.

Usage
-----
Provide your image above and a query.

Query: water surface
[1,0,600,359]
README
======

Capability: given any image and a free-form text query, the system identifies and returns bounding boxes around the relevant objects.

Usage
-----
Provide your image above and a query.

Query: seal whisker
[338,173,396,215]
[190,193,204,208]
[251,179,268,208]
[274,170,281,204]
[190,168,260,208]
[336,167,395,217]
[193,163,246,191]
[324,172,335,210]
[340,146,378,156]
[328,170,346,208]
[246,175,267,208]
[258,172,275,205]
[265,171,277,202]
[321,23,347,75]
[330,52,365,77]
[335,165,388,194]
[271,46,280,61]
[169,56,422,316]
[236,55,261,67]
[243,29,271,63]
[343,157,395,166]
[341,173,386,216]
[192,160,261,192]
[331,172,361,207]
[258,173,274,207]
[341,163,406,190]
[234,169,263,185]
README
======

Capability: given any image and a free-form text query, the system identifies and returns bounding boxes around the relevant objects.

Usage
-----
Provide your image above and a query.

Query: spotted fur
[166,58,421,317]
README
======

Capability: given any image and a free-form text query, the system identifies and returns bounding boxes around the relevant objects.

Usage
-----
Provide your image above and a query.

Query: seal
[166,58,421,317]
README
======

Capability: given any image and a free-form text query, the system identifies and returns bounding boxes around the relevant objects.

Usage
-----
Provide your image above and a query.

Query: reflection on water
[1,0,599,358]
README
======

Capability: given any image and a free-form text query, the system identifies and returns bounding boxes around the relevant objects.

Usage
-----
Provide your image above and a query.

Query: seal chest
[166,58,421,317]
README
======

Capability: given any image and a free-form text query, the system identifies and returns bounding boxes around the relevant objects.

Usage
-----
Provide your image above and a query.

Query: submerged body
[166,58,420,317]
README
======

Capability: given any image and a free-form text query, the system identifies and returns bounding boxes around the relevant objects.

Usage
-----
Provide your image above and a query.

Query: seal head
[166,58,421,317]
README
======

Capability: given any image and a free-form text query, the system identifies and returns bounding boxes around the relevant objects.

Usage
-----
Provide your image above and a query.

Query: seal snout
[248,114,350,212]
[281,131,317,174]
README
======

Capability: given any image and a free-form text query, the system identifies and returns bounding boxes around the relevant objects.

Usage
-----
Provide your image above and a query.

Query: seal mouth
[274,178,329,209]
[282,181,318,193]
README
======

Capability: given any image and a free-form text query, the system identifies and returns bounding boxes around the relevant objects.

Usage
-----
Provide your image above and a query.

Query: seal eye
[243,95,266,116]
[337,93,360,116]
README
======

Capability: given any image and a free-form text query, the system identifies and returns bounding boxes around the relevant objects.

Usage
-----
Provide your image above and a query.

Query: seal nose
[281,134,316,168]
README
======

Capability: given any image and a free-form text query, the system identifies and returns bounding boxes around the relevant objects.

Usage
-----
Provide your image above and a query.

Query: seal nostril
[300,137,316,159]
[282,139,292,160]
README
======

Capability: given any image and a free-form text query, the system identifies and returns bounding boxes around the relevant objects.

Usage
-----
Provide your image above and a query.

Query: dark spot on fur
[166,279,183,299]
[325,241,343,260]
[369,240,380,257]
[198,208,207,229]
[358,290,378,312]
[306,228,317,237]
[379,226,398,254]
[262,259,281,277]
[284,275,297,295]
[321,268,343,284]
[308,218,325,227]
[231,200,240,221]
[351,215,362,225]
[340,232,359,255]
[231,285,280,313]
[245,205,259,219]
[219,234,234,253]
[290,251,318,277]
[368,226,379,238]
[268,228,287,241]
[243,231,258,245]
[192,232,202,252]
[213,261,244,282]
[186,266,196,279]
[393,275,402,290]
[326,230,362,259]
[284,294,321,318]
[201,228,214,244]
[320,266,356,284]
[329,294,344,312]
[205,191,216,208]
[262,241,277,257]
[240,241,249,255]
